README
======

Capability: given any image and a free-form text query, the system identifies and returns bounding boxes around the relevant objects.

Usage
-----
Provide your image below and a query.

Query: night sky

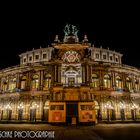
[1,2,139,69]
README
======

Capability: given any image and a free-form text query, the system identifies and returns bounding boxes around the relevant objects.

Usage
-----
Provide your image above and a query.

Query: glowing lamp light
[5,104,12,110]
[120,103,126,109]
[18,104,24,109]
[131,104,138,109]
[30,103,39,109]
[104,103,113,109]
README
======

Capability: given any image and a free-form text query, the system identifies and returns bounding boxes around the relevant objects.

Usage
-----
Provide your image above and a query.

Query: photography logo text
[0,131,55,138]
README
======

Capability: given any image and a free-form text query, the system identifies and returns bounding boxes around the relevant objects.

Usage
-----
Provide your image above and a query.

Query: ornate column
[58,65,61,83]
[26,71,31,90]
[0,78,2,91]
[99,69,103,90]
[86,64,89,83]
[122,72,126,89]
[54,65,57,82]
[7,76,10,91]
[39,70,44,91]
[90,65,92,83]
[112,71,115,88]
[131,75,135,90]
[16,73,20,89]
[82,64,85,83]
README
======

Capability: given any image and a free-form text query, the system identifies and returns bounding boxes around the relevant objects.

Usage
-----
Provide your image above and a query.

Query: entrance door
[131,109,136,120]
[66,103,78,124]
[120,109,125,120]
[42,109,49,121]
[30,109,36,121]
[18,109,23,120]
[107,109,116,121]
[68,78,75,87]
[7,110,12,120]
[0,110,3,120]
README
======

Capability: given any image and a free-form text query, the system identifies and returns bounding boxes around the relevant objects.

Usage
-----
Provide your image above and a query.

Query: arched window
[104,101,113,109]
[91,74,99,88]
[32,75,39,90]
[21,76,26,90]
[104,75,111,88]
[115,76,122,88]
[9,77,16,92]
[126,77,131,90]
[2,78,8,92]
[119,101,126,109]
[43,74,51,90]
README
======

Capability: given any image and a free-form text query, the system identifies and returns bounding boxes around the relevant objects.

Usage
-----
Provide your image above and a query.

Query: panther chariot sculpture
[63,24,79,43]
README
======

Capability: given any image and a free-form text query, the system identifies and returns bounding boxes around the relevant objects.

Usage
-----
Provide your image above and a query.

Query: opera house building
[0,25,140,124]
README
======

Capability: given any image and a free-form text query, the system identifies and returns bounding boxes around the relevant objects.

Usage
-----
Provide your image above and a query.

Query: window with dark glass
[29,56,32,61]
[103,55,106,59]
[110,56,113,61]
[80,105,94,110]
[23,58,26,62]
[116,57,118,62]
[43,53,47,59]
[35,55,39,60]
[96,53,99,59]
[50,105,64,110]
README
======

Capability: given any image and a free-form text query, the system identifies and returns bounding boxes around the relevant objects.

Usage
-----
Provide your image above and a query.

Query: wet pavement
[0,123,140,140]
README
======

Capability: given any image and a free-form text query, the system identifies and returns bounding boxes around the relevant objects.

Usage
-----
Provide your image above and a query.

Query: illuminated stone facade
[0,25,140,123]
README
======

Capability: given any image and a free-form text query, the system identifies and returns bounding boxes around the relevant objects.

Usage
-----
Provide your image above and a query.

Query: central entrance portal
[61,64,82,87]
[66,102,78,124]
[68,77,75,87]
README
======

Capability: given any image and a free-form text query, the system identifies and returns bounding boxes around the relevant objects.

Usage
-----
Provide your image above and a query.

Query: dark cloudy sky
[0,1,139,69]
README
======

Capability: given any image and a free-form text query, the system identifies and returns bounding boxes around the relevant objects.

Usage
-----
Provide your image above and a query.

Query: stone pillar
[39,70,44,90]
[39,96,43,120]
[86,64,89,83]
[58,65,61,83]
[7,76,10,91]
[131,75,135,90]
[82,65,85,83]
[54,65,57,82]
[16,73,20,89]
[119,55,122,64]
[138,78,140,91]
[0,78,1,91]
[122,73,126,89]
[26,71,31,90]
[53,92,56,101]
[112,71,115,88]
[99,70,103,90]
